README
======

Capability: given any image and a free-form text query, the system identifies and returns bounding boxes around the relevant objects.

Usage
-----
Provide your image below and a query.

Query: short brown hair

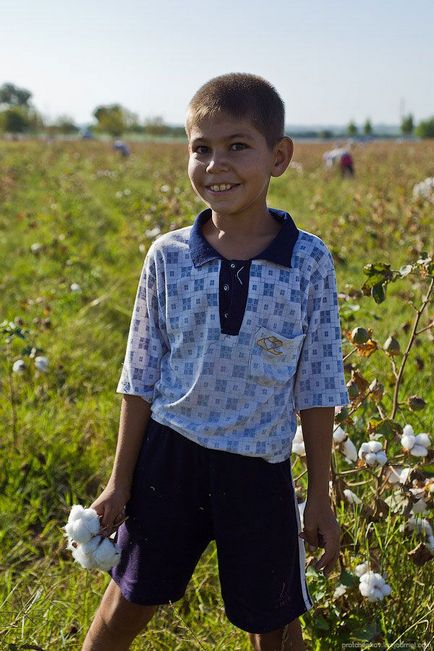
[185,73,285,150]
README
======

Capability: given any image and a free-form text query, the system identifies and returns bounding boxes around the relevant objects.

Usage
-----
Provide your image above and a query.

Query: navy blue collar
[189,208,299,269]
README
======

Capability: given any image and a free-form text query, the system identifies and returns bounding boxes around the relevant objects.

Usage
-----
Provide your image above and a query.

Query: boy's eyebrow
[190,132,254,145]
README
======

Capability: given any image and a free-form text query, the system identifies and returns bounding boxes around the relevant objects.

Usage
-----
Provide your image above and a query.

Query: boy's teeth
[210,184,233,192]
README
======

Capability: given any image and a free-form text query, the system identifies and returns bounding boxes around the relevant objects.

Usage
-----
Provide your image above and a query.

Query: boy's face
[187,113,292,221]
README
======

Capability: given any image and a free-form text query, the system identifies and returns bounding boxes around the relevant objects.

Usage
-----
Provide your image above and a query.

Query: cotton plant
[358,571,392,602]
[400,425,431,458]
[12,359,26,373]
[400,516,434,555]
[333,426,358,464]
[292,425,305,457]
[358,440,388,467]
[333,584,347,599]
[412,176,434,202]
[343,489,362,505]
[35,356,49,372]
[64,504,121,571]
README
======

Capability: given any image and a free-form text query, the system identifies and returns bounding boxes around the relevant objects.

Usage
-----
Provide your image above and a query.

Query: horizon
[1,0,434,126]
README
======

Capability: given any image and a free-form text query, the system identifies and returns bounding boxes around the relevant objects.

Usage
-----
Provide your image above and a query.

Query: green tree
[143,116,169,136]
[318,129,333,140]
[363,119,373,136]
[415,117,434,139]
[0,107,31,133]
[401,113,414,136]
[93,104,139,137]
[0,82,32,107]
[347,121,358,136]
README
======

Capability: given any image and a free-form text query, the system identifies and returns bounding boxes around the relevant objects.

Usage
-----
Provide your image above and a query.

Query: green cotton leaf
[372,282,386,303]
[339,570,359,587]
[335,407,350,424]
[362,274,387,291]
[369,418,402,437]
[399,264,413,277]
[315,615,330,631]
[363,262,392,276]
[353,621,381,641]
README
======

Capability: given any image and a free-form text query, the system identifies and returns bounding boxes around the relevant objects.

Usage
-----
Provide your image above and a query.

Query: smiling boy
[82,73,349,651]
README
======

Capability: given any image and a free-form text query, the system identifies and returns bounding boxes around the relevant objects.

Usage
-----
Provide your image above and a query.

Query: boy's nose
[206,154,229,173]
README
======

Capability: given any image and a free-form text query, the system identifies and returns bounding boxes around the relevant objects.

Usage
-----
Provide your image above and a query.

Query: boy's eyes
[193,143,248,154]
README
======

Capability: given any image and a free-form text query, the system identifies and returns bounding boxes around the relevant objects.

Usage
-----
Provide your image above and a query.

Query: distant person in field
[339,150,354,177]
[323,145,354,177]
[82,73,349,651]
[113,139,130,157]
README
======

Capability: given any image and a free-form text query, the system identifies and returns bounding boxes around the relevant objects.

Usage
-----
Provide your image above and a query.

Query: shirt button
[223,284,230,291]
[224,312,229,319]
[230,263,236,269]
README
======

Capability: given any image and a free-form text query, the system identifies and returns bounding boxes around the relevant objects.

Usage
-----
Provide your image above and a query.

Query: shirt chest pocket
[249,327,305,387]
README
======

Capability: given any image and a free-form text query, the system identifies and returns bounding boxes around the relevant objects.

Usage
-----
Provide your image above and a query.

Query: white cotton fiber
[64,505,100,543]
[71,542,98,569]
[92,537,121,571]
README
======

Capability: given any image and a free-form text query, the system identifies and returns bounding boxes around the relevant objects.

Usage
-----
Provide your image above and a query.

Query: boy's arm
[91,395,151,531]
[300,406,334,502]
[299,406,341,577]
[110,395,151,490]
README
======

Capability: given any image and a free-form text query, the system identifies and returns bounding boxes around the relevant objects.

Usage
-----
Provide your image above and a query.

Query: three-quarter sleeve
[293,253,349,410]
[116,247,168,402]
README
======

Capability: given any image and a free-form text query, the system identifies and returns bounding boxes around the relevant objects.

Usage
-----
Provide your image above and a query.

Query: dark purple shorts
[109,418,313,634]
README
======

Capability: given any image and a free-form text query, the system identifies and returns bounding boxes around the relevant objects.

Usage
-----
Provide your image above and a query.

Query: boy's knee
[248,618,305,651]
[98,580,157,634]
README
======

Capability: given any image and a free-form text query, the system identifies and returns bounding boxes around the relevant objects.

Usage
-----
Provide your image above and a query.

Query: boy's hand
[90,479,131,536]
[299,497,341,577]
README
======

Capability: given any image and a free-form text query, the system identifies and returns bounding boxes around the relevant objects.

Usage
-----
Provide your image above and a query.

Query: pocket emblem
[257,335,283,356]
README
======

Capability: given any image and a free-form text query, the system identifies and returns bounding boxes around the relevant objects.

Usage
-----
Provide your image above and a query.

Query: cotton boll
[12,359,26,373]
[386,466,402,484]
[365,453,378,466]
[71,543,97,569]
[292,426,305,457]
[359,571,391,602]
[342,437,358,462]
[415,433,430,448]
[355,562,369,577]
[333,584,347,598]
[410,445,428,457]
[64,506,100,543]
[344,489,362,504]
[35,356,49,372]
[92,537,121,571]
[399,468,412,484]
[368,441,383,454]
[401,433,416,450]
[333,426,347,443]
[382,583,392,597]
[375,451,388,466]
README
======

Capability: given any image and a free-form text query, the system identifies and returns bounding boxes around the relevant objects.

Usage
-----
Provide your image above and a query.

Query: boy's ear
[271,136,294,178]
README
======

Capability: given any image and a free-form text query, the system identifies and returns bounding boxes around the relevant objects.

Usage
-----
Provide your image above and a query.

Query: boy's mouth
[206,183,239,193]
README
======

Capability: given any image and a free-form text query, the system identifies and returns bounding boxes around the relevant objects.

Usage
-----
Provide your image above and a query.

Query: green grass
[0,140,433,650]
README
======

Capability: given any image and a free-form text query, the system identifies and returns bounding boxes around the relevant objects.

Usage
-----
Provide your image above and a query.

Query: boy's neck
[202,207,282,261]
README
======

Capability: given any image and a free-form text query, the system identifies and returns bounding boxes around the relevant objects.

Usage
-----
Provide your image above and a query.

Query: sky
[1,0,433,127]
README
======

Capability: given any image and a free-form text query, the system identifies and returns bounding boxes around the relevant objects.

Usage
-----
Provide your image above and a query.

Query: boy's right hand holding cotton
[90,478,130,535]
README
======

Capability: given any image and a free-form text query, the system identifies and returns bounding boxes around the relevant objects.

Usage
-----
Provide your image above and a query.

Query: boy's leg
[248,618,306,651]
[82,580,157,651]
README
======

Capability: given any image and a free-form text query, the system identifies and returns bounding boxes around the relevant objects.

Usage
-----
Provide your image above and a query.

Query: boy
[82,73,349,651]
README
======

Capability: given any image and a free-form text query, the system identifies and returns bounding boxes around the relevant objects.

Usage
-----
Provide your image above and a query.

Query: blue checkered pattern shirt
[117,209,349,462]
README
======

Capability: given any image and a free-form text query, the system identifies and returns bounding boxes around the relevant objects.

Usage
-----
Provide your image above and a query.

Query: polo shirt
[116,208,349,463]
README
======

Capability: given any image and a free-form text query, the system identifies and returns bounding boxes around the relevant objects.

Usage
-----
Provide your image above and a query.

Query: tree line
[1,82,434,139]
